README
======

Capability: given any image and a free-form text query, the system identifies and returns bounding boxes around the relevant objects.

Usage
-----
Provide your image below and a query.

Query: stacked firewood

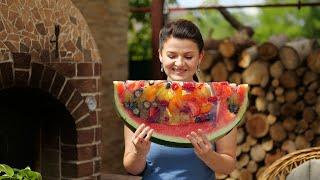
[200,34,320,180]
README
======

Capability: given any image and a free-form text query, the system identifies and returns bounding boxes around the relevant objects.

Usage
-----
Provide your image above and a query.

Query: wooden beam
[151,0,164,79]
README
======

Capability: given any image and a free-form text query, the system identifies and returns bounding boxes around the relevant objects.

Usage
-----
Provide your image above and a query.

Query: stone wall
[72,0,129,174]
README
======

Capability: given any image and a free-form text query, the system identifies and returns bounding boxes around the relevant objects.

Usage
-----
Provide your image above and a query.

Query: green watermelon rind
[114,82,249,148]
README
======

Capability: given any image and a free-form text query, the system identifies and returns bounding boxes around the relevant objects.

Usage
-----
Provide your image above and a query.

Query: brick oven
[0,0,102,179]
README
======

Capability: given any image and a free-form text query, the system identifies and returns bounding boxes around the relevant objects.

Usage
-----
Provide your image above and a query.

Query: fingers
[187,129,210,152]
[197,129,210,144]
[144,129,154,141]
[132,124,154,146]
[186,133,201,151]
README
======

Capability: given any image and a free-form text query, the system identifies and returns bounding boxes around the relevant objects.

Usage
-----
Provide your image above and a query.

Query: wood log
[316,102,320,117]
[280,103,297,117]
[304,91,317,105]
[200,50,220,71]
[266,91,274,102]
[250,145,266,162]
[281,140,296,153]
[256,167,267,180]
[230,169,241,179]
[211,62,228,81]
[247,160,258,173]
[311,120,320,135]
[270,123,287,142]
[237,127,245,144]
[228,72,242,84]
[239,46,257,68]
[264,150,285,166]
[295,136,310,150]
[307,48,320,73]
[267,114,277,125]
[197,71,211,82]
[238,153,250,168]
[261,139,273,152]
[308,81,319,91]
[303,107,316,122]
[242,61,269,87]
[296,66,307,77]
[240,142,251,153]
[219,39,236,58]
[215,173,228,180]
[218,7,254,37]
[223,58,235,72]
[280,38,316,70]
[304,129,314,142]
[282,118,297,131]
[255,97,267,112]
[275,87,284,96]
[236,146,242,157]
[245,113,269,138]
[246,135,257,146]
[267,102,280,115]
[250,87,265,97]
[276,95,285,103]
[296,119,308,134]
[303,71,318,85]
[295,100,305,112]
[204,39,222,50]
[239,169,253,180]
[284,90,298,103]
[288,132,296,141]
[298,86,306,96]
[258,35,289,61]
[280,70,298,88]
[270,61,284,78]
[271,79,280,87]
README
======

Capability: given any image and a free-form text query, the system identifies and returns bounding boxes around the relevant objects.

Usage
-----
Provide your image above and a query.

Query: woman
[123,19,237,180]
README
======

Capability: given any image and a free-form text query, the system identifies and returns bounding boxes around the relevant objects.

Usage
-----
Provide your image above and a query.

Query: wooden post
[151,0,164,79]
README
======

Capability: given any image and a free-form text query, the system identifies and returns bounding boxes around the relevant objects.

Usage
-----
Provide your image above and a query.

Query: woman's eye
[168,55,175,59]
[185,56,193,59]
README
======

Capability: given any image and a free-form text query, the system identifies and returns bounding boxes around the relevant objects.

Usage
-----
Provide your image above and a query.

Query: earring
[197,65,200,73]
[161,64,164,72]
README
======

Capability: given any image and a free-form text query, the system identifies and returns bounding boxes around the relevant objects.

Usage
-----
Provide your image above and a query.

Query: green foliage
[0,164,41,180]
[129,0,152,61]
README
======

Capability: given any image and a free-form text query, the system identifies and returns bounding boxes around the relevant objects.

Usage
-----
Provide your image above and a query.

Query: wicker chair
[258,146,320,180]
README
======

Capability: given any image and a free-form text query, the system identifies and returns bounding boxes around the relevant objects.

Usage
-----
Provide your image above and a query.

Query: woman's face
[159,37,204,82]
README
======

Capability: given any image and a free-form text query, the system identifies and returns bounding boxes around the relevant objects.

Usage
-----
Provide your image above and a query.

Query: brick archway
[0,52,101,179]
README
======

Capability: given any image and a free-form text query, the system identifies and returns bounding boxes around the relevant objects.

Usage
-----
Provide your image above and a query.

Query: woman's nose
[175,56,184,66]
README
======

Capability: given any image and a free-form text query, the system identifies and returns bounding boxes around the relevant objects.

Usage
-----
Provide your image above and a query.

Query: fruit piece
[114,80,249,147]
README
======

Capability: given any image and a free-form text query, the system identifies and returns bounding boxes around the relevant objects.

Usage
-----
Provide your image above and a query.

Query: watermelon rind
[114,81,249,148]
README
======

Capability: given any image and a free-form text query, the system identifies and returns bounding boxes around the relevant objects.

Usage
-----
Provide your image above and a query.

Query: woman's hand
[187,129,212,160]
[131,124,154,157]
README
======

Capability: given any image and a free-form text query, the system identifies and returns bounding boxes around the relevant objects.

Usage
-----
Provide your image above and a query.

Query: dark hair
[159,19,204,52]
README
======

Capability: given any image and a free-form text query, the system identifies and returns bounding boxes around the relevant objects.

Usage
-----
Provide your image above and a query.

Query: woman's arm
[123,124,153,175]
[187,128,237,174]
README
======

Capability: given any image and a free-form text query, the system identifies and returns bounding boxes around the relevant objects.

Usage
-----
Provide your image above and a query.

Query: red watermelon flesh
[114,80,249,147]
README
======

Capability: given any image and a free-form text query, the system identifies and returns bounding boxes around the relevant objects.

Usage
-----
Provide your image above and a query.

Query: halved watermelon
[114,80,249,147]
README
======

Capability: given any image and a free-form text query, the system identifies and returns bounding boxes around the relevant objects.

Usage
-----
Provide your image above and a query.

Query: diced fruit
[114,80,248,147]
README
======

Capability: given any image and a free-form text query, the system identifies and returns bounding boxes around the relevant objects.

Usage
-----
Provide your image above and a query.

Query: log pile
[201,35,320,180]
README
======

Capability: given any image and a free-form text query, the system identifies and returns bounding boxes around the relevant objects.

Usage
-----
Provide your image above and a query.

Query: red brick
[94,63,101,76]
[94,159,101,174]
[12,52,31,69]
[0,62,13,87]
[61,161,93,178]
[77,63,93,76]
[59,81,75,104]
[95,127,102,142]
[76,111,97,128]
[51,73,66,98]
[41,66,55,91]
[14,70,29,87]
[77,129,94,144]
[30,63,44,88]
[62,145,96,161]
[48,63,76,77]
[72,102,89,120]
[66,90,82,112]
[71,79,97,93]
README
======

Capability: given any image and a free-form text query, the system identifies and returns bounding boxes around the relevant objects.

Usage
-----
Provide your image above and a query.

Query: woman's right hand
[131,123,154,157]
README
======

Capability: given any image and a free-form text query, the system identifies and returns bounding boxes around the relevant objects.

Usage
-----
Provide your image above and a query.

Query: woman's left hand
[187,129,212,159]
